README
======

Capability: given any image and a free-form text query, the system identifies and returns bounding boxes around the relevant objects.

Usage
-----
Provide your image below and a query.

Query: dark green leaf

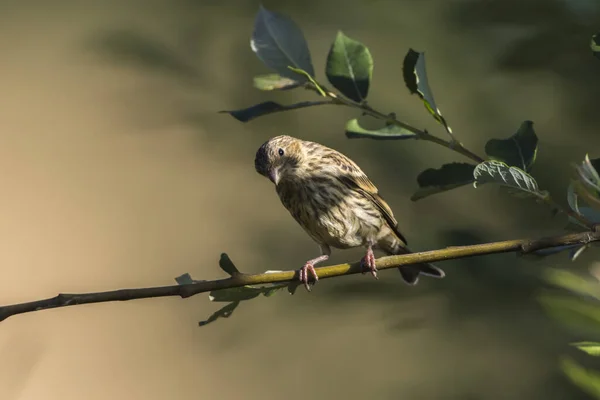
[473,160,547,199]
[220,100,330,122]
[561,357,600,398]
[253,74,300,91]
[345,119,417,140]
[411,163,476,201]
[251,6,314,81]
[485,121,538,171]
[199,301,239,327]
[218,253,239,276]
[325,31,373,102]
[402,49,453,138]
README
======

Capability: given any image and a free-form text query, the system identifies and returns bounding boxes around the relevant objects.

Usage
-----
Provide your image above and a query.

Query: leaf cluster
[223,6,598,230]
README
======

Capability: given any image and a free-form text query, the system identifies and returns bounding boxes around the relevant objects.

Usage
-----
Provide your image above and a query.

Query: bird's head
[254,135,304,185]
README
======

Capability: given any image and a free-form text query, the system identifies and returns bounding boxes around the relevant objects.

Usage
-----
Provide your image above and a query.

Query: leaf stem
[311,85,485,163]
[303,82,596,230]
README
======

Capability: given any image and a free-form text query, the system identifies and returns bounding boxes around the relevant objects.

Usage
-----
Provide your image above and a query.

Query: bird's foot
[299,262,319,291]
[361,247,378,279]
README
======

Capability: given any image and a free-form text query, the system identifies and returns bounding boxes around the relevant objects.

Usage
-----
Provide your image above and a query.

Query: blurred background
[0,0,599,398]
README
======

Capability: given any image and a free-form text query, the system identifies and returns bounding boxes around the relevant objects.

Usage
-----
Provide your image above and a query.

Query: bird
[254,135,445,291]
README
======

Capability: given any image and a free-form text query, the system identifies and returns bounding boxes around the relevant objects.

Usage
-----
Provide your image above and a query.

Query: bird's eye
[278,148,285,156]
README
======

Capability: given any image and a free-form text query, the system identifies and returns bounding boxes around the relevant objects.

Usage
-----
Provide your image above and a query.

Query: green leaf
[473,160,547,199]
[208,283,288,302]
[251,6,314,81]
[484,121,538,171]
[253,74,300,91]
[218,253,239,276]
[592,32,600,60]
[411,163,476,201]
[572,342,600,357]
[220,100,330,122]
[561,357,600,399]
[544,269,600,299]
[539,293,600,336]
[325,31,373,102]
[402,49,453,138]
[345,118,417,140]
[199,301,239,327]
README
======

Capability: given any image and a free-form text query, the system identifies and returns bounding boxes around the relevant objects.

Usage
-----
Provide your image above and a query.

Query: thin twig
[0,229,598,322]
[302,83,595,230]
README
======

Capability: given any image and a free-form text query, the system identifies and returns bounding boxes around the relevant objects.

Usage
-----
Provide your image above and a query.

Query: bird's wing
[333,153,409,245]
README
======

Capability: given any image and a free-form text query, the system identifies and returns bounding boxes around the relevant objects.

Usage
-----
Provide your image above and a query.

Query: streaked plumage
[254,135,445,290]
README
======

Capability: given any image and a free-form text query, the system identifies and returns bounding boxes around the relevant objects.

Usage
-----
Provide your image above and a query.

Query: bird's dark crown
[254,135,301,178]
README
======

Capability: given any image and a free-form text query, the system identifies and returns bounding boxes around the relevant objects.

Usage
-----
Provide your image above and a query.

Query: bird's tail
[379,238,445,285]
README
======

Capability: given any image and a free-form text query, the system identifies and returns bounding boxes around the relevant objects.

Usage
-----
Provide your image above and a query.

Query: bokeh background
[0,0,599,398]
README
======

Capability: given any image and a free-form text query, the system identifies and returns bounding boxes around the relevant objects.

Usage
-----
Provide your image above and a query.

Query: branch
[302,83,596,229]
[303,83,486,164]
[1,229,599,322]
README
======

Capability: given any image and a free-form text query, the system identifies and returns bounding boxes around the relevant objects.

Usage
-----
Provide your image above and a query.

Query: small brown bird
[254,135,444,291]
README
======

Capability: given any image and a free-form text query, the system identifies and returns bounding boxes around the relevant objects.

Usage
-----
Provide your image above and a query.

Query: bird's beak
[268,167,280,185]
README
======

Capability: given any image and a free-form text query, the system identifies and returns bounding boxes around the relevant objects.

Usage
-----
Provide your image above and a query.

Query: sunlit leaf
[544,269,600,299]
[411,163,476,201]
[561,357,600,399]
[220,100,330,122]
[251,6,314,81]
[484,121,538,171]
[253,74,300,91]
[572,342,600,357]
[199,301,239,327]
[473,160,547,199]
[592,32,600,60]
[538,293,600,336]
[345,118,417,140]
[325,31,373,102]
[402,49,452,138]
